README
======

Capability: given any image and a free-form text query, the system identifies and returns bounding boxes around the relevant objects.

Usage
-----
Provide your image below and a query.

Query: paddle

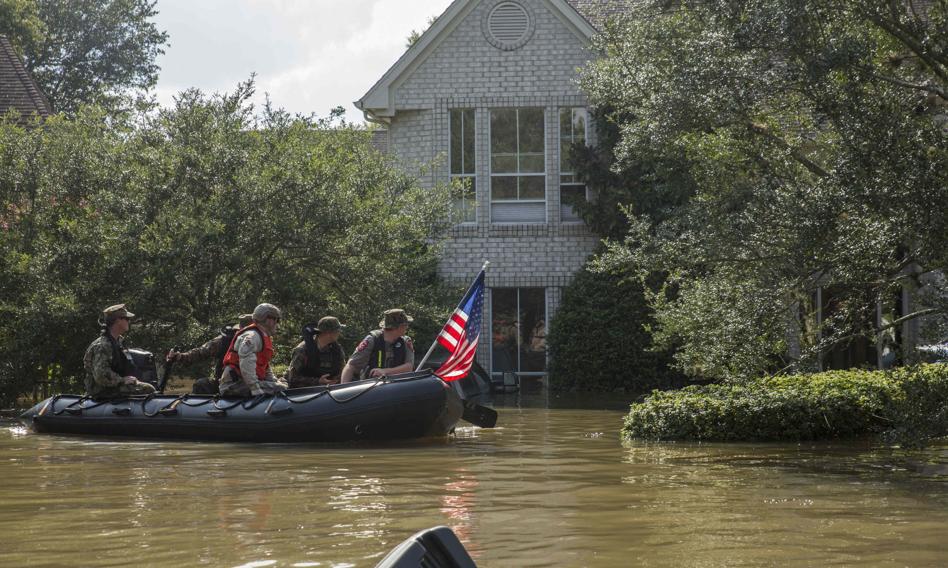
[461,399,497,428]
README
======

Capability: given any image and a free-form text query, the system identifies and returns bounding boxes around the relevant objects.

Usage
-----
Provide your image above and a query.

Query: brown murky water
[1,397,947,567]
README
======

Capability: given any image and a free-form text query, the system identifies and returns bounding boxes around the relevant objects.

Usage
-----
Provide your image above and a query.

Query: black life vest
[106,333,136,378]
[300,339,344,379]
[213,327,238,380]
[362,330,407,379]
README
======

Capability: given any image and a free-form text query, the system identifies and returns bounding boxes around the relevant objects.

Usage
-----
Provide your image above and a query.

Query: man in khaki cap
[219,303,287,397]
[341,309,415,383]
[286,316,348,388]
[82,304,157,398]
[166,313,254,394]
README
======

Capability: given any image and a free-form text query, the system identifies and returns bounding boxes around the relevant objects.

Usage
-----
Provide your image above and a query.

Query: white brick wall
[383,0,600,378]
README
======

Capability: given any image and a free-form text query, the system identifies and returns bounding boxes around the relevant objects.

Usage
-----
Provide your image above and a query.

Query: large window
[490,108,545,223]
[450,109,476,223]
[559,107,588,223]
[491,287,546,377]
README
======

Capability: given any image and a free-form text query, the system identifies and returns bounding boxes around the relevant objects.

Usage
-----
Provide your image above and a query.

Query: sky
[153,0,454,124]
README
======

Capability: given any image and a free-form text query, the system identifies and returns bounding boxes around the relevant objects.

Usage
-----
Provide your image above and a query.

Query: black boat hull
[19,372,463,443]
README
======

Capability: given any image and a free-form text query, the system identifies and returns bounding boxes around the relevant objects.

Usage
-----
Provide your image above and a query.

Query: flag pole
[416,260,489,372]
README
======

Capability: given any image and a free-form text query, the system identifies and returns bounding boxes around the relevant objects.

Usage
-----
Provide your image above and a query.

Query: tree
[406,15,437,48]
[0,0,168,114]
[0,80,456,404]
[581,0,948,381]
[547,255,683,393]
[0,0,44,55]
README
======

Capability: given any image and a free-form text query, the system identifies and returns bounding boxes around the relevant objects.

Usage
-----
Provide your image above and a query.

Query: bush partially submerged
[624,365,948,446]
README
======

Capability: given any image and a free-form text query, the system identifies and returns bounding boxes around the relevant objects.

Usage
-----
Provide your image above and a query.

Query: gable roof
[356,0,599,120]
[565,0,637,29]
[0,35,52,123]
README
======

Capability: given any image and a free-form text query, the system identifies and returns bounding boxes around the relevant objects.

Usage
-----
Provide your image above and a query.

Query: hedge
[623,364,948,445]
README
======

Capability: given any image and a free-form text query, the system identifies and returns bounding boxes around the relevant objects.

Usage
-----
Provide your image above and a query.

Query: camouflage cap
[316,316,346,333]
[379,309,413,329]
[229,313,254,330]
[252,303,281,322]
[103,304,135,321]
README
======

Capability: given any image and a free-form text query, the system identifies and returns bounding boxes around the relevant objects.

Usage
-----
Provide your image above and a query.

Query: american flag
[434,269,485,381]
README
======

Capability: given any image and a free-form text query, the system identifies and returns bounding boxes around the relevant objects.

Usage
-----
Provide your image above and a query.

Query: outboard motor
[127,348,159,388]
[375,526,476,568]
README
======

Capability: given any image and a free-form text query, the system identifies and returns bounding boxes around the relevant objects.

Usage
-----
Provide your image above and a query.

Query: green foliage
[0,0,168,114]
[0,0,44,55]
[581,1,948,381]
[0,81,455,405]
[547,259,683,393]
[624,364,948,446]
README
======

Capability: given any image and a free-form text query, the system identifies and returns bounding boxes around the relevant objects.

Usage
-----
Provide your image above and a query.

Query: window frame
[489,287,548,378]
[449,108,477,224]
[559,107,589,224]
[488,107,547,224]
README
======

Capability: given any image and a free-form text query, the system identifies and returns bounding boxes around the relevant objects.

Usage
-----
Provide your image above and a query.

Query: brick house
[356,0,623,384]
[0,35,52,123]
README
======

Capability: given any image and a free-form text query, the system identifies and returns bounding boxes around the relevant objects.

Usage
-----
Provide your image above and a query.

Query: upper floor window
[450,109,476,223]
[490,107,545,223]
[560,107,588,223]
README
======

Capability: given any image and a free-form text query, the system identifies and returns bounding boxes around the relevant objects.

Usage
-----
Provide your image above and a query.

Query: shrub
[547,262,683,393]
[623,365,948,445]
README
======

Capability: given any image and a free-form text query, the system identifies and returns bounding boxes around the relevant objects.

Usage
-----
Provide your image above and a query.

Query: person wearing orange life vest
[218,303,288,397]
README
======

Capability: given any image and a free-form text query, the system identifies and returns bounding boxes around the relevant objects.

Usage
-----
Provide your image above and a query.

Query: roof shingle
[565,0,638,30]
[0,35,52,123]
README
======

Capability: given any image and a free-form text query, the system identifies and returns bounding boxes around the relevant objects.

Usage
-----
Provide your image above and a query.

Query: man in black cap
[341,309,415,383]
[166,313,254,394]
[82,304,157,398]
[286,316,348,388]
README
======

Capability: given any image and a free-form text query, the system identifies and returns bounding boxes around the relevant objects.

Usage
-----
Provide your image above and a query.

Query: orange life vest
[221,324,274,380]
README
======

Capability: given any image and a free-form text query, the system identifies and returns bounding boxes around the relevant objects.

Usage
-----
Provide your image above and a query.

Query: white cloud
[154,0,453,122]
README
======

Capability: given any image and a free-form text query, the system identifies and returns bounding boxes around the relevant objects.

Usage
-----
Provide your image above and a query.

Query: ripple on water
[1,410,947,567]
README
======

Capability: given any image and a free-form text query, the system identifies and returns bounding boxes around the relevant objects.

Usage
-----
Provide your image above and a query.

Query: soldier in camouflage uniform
[286,316,347,388]
[166,313,253,394]
[83,304,157,398]
[340,309,415,383]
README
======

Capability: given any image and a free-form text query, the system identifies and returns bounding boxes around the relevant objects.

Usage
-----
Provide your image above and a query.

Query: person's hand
[123,376,138,385]
[166,350,179,363]
[369,368,385,378]
[318,374,333,385]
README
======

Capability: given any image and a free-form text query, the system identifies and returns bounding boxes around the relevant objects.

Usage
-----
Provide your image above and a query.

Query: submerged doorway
[490,287,547,385]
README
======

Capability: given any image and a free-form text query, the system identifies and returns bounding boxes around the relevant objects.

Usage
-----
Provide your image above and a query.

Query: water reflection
[2,407,947,567]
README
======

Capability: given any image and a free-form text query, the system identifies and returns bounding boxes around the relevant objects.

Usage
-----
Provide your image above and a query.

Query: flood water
[1,394,947,567]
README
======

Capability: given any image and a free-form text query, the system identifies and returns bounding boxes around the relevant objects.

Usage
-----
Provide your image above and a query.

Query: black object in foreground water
[376,526,476,568]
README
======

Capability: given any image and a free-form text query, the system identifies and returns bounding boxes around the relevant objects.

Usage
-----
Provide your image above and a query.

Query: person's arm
[169,336,220,364]
[236,332,263,395]
[286,344,313,384]
[340,363,358,383]
[341,335,372,383]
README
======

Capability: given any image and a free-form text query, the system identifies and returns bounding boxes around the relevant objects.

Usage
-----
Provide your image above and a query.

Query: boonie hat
[316,316,346,333]
[103,304,135,321]
[380,309,413,329]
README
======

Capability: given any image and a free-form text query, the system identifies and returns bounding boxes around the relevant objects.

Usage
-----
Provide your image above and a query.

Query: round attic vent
[484,1,534,51]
